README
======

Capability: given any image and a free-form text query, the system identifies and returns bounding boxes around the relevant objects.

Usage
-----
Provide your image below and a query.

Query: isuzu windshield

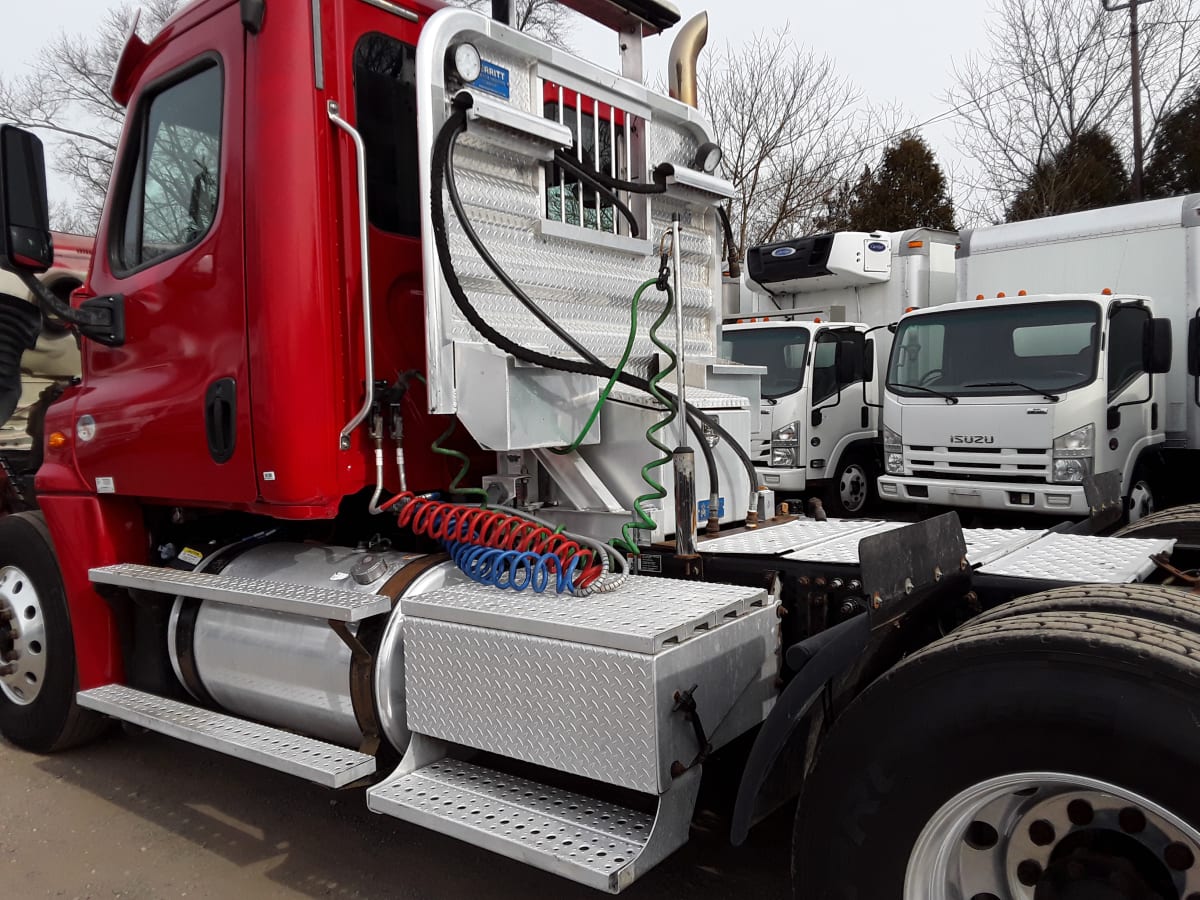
[887,301,1101,398]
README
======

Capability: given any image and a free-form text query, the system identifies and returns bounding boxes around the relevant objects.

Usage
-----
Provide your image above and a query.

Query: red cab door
[74,5,255,506]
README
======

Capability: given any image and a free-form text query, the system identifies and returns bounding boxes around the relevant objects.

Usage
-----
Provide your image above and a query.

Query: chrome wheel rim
[1128,481,1155,524]
[905,772,1200,900]
[839,463,868,513]
[0,565,47,706]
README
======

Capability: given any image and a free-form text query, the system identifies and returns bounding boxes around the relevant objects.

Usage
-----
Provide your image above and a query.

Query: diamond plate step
[77,684,376,788]
[88,563,389,622]
[367,756,697,893]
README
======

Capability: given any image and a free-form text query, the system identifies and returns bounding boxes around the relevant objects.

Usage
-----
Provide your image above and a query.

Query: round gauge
[451,43,481,83]
[694,141,723,174]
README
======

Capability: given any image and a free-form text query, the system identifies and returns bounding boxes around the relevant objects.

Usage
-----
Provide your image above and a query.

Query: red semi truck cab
[12,4,1200,898]
[47,0,450,516]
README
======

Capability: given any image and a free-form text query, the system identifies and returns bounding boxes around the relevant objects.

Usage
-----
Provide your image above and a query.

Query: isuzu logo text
[950,435,995,444]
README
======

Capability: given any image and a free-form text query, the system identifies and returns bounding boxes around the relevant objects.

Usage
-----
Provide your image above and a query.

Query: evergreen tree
[839,136,956,232]
[1006,128,1130,222]
[1145,85,1200,199]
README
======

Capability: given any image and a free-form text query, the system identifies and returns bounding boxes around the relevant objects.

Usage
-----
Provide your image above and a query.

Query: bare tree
[0,0,183,232]
[946,0,1200,222]
[448,0,574,48]
[699,29,899,261]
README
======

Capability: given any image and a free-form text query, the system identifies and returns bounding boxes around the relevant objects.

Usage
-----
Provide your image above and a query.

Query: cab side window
[118,63,223,270]
[1107,305,1149,399]
[812,330,864,404]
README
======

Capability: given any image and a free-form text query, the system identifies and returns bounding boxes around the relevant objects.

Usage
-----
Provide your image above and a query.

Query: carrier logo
[868,241,888,252]
[771,247,797,258]
[950,434,996,444]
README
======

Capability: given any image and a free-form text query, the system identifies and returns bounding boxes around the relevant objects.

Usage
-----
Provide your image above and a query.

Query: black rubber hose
[553,149,667,195]
[435,101,760,512]
[444,148,593,358]
[549,152,641,238]
[716,204,741,278]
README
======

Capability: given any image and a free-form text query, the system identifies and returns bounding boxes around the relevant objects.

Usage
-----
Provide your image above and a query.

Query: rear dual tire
[793,604,1200,898]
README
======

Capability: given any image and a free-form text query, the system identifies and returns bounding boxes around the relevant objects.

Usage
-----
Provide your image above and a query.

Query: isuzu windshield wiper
[965,381,1060,402]
[888,382,959,404]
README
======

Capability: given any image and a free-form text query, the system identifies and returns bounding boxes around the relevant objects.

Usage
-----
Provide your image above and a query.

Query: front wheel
[0,512,108,753]
[1126,469,1156,525]
[824,453,875,518]
[793,610,1200,899]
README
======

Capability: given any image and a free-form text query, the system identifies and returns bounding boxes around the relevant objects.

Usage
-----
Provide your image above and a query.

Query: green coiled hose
[615,284,678,555]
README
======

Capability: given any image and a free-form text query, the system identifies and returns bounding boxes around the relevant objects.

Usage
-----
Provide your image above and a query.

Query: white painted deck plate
[977,533,1174,583]
[699,518,885,556]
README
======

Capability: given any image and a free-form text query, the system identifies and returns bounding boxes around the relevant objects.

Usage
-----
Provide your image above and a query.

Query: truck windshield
[722,327,811,399]
[888,301,1101,398]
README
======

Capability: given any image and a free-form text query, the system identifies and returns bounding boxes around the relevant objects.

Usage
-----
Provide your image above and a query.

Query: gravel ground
[0,729,792,899]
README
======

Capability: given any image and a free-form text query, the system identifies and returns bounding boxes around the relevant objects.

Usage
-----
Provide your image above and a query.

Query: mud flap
[1073,470,1123,534]
[730,513,971,845]
[860,512,968,630]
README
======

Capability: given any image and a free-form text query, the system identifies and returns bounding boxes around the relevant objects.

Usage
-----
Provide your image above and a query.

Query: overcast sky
[1,0,992,209]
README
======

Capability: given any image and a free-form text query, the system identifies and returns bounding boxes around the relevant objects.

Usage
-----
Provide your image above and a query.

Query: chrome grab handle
[328,100,376,450]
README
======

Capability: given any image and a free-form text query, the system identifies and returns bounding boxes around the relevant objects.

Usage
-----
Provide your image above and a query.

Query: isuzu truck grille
[905,445,1052,483]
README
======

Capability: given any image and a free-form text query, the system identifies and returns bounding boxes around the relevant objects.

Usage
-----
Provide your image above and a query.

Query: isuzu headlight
[1053,425,1094,483]
[771,445,798,467]
[772,422,799,444]
[1053,424,1094,456]
[770,422,800,468]
[884,425,904,474]
[1052,457,1092,484]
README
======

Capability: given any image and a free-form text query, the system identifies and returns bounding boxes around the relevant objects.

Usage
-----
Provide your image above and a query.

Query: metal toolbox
[403,575,777,794]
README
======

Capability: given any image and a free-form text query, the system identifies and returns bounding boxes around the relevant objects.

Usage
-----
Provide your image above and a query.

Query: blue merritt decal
[472,59,510,99]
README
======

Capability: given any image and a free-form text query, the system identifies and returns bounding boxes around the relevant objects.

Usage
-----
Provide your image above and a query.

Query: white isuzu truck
[879,196,1200,519]
[720,228,955,514]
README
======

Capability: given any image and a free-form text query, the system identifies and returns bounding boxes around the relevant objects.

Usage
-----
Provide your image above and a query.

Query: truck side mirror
[811,408,822,427]
[1107,406,1121,430]
[1188,317,1200,377]
[863,339,875,384]
[0,126,53,274]
[1143,317,1172,375]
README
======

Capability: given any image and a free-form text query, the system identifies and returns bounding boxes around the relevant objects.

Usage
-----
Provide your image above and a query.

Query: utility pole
[1102,0,1154,201]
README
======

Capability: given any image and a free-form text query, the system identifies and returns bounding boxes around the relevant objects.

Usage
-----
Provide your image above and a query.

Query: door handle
[205,378,237,464]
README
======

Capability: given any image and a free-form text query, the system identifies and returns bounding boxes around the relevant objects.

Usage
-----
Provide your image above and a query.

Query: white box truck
[878,196,1199,519]
[720,229,956,514]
